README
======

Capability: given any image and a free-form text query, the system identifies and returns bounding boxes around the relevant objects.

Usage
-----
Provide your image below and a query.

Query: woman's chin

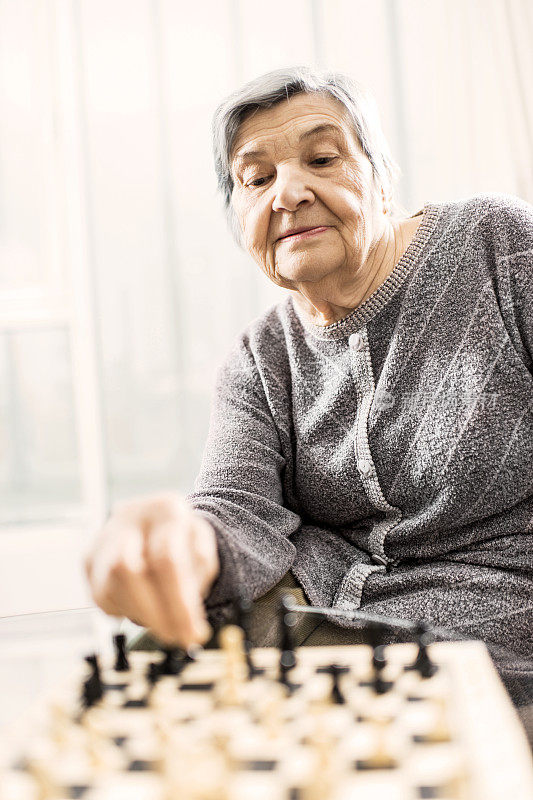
[277,260,340,285]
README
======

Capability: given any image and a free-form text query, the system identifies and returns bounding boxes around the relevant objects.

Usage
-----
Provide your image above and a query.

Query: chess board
[2,632,532,800]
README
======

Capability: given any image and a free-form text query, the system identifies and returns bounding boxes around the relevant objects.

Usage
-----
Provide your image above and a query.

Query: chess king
[85,67,533,729]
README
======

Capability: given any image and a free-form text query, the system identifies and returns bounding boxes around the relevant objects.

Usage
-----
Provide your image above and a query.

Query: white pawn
[260,683,285,740]
[81,708,121,773]
[302,708,338,800]
[426,695,452,743]
[217,625,247,706]
[48,699,72,749]
[26,752,59,800]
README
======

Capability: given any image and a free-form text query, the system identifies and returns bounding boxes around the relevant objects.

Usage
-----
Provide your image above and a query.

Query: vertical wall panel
[316,0,408,204]
[238,0,315,81]
[0,329,82,524]
[78,0,187,497]
[156,0,256,486]
[0,0,62,292]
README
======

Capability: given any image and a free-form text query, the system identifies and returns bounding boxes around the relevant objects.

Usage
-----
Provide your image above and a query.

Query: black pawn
[81,654,104,708]
[235,595,262,678]
[278,594,297,688]
[159,648,183,676]
[113,633,129,671]
[373,645,390,694]
[366,623,390,694]
[86,653,102,688]
[327,664,346,704]
[146,661,161,686]
[410,621,438,679]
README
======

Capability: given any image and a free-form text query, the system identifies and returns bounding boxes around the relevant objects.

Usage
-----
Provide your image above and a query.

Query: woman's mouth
[279,226,329,243]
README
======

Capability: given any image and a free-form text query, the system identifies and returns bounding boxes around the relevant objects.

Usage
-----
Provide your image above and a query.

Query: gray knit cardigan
[186,193,533,704]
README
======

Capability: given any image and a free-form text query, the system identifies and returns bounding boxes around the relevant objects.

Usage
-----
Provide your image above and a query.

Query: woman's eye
[247,177,269,188]
[312,156,336,166]
[245,157,336,187]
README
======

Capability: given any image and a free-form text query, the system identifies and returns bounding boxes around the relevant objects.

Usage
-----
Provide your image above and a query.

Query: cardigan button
[349,332,364,351]
[357,458,372,476]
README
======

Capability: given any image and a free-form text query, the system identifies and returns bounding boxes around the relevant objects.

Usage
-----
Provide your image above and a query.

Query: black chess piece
[327,663,348,704]
[159,648,185,676]
[372,644,390,694]
[278,594,298,690]
[409,621,438,679]
[146,661,161,686]
[365,622,392,694]
[81,654,104,708]
[235,595,263,678]
[113,633,129,671]
[85,654,102,690]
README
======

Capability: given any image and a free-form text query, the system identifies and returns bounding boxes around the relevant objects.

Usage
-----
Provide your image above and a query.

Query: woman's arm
[482,193,533,371]
[186,333,301,626]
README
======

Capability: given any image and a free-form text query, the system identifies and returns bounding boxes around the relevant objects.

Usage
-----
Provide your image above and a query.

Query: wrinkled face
[230,92,385,288]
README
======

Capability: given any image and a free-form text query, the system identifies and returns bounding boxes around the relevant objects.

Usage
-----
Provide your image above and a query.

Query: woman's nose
[271,167,315,212]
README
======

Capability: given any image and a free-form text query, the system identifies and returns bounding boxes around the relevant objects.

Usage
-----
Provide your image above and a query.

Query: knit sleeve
[185,335,300,627]
[483,193,533,371]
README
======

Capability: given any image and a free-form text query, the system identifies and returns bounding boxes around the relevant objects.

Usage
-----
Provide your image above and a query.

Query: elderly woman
[86,67,533,718]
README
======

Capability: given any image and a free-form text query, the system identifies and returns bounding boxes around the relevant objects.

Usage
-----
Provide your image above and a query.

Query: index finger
[143,518,211,646]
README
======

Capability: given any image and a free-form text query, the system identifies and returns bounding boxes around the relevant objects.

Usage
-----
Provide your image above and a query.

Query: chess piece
[371,715,397,767]
[409,621,438,679]
[81,654,104,708]
[146,660,161,686]
[113,633,129,671]
[326,664,347,704]
[425,695,452,743]
[81,708,120,772]
[372,644,390,694]
[356,714,398,770]
[159,648,184,676]
[49,699,71,748]
[153,705,174,761]
[302,709,338,800]
[278,594,298,689]
[235,594,262,677]
[260,682,285,739]
[365,623,391,694]
[218,624,247,705]
[26,753,58,800]
[441,760,469,799]
[162,737,229,800]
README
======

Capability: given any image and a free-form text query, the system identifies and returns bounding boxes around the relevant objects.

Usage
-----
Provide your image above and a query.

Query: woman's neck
[291,213,423,327]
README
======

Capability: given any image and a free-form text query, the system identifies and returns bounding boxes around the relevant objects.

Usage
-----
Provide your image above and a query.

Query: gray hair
[212,65,408,248]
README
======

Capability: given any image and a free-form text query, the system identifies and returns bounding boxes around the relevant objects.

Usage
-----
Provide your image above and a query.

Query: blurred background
[0,0,532,728]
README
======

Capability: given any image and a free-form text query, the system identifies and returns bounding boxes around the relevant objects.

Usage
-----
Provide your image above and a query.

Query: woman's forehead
[231,93,355,162]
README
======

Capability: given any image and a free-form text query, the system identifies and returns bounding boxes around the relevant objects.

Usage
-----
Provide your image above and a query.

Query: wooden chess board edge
[440,639,533,800]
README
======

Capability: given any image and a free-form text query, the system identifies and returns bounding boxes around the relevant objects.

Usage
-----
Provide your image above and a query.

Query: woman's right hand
[84,492,219,649]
